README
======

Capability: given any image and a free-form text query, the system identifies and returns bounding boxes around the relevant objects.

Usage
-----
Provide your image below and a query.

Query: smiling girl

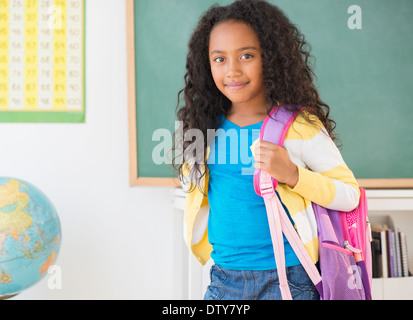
[173,0,360,300]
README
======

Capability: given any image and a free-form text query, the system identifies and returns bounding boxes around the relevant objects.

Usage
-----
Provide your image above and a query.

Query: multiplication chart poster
[0,0,85,122]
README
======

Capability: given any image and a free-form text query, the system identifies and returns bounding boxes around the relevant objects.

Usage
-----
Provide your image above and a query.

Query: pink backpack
[254,106,372,300]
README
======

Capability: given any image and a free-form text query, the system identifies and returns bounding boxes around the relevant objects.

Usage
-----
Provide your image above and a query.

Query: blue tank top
[207,115,300,270]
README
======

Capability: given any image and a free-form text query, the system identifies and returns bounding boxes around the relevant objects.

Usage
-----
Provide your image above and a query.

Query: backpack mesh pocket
[320,242,366,300]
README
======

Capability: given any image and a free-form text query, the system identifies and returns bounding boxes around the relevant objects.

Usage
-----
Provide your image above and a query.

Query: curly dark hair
[172,0,337,193]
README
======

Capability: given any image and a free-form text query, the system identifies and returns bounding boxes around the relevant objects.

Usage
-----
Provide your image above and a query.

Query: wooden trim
[358,179,413,189]
[126,0,139,186]
[130,178,413,189]
[126,0,183,187]
[132,177,181,187]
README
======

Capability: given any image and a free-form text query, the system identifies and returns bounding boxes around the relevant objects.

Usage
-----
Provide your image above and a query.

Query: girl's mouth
[225,82,249,91]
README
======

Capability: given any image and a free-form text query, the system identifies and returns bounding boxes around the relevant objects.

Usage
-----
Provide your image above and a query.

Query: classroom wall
[0,0,177,299]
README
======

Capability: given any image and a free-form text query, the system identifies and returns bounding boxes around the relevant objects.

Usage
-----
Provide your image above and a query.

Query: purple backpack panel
[313,203,371,300]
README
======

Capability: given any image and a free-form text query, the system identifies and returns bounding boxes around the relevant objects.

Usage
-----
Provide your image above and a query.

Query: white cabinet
[367,189,413,300]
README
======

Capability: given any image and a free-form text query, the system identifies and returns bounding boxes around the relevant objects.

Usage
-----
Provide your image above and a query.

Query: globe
[0,177,61,298]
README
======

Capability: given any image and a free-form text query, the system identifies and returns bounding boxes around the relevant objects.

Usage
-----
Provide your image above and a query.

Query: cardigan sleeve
[286,115,360,212]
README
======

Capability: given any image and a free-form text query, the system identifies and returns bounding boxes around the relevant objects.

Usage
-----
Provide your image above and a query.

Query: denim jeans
[203,264,320,300]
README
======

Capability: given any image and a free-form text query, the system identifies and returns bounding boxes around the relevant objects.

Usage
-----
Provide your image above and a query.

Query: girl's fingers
[257,140,277,148]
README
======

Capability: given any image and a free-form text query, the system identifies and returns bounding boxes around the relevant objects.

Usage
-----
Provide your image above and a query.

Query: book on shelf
[370,215,411,279]
[400,231,409,277]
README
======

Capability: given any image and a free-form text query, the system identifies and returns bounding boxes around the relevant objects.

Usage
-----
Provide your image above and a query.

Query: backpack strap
[261,176,323,299]
[256,106,323,299]
[254,106,301,196]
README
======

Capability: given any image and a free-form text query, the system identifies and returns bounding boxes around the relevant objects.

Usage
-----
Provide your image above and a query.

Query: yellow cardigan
[182,113,360,266]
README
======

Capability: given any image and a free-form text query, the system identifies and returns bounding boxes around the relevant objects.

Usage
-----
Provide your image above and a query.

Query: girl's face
[209,20,266,110]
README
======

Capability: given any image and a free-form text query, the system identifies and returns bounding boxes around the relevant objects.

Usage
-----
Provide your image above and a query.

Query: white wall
[0,0,178,299]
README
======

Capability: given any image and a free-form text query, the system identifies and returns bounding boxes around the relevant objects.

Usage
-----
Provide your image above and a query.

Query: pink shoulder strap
[257,106,323,299]
[260,171,322,300]
[254,106,302,195]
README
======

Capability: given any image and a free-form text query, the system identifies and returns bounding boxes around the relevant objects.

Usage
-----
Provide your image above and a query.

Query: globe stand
[0,293,19,300]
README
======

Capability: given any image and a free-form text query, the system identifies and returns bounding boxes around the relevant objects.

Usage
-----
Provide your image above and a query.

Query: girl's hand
[253,140,299,188]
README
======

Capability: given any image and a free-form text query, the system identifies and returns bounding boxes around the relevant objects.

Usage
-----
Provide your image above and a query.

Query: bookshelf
[367,189,413,300]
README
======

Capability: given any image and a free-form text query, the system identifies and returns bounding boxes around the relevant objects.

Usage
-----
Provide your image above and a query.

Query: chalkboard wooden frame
[126,0,413,189]
[358,179,413,189]
[126,0,180,187]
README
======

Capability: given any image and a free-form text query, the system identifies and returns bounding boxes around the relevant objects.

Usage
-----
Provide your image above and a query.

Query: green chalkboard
[127,0,413,188]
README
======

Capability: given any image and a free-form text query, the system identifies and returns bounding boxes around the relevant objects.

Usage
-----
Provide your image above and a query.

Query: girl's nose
[226,59,242,79]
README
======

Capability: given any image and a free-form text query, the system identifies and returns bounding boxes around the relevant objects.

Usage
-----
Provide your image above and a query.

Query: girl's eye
[213,57,225,63]
[241,53,253,60]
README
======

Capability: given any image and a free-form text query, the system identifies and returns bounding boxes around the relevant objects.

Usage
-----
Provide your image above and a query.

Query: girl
[173,0,360,300]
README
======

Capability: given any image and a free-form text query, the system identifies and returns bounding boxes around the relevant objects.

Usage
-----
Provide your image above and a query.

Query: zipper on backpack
[344,241,363,262]
[344,241,361,253]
